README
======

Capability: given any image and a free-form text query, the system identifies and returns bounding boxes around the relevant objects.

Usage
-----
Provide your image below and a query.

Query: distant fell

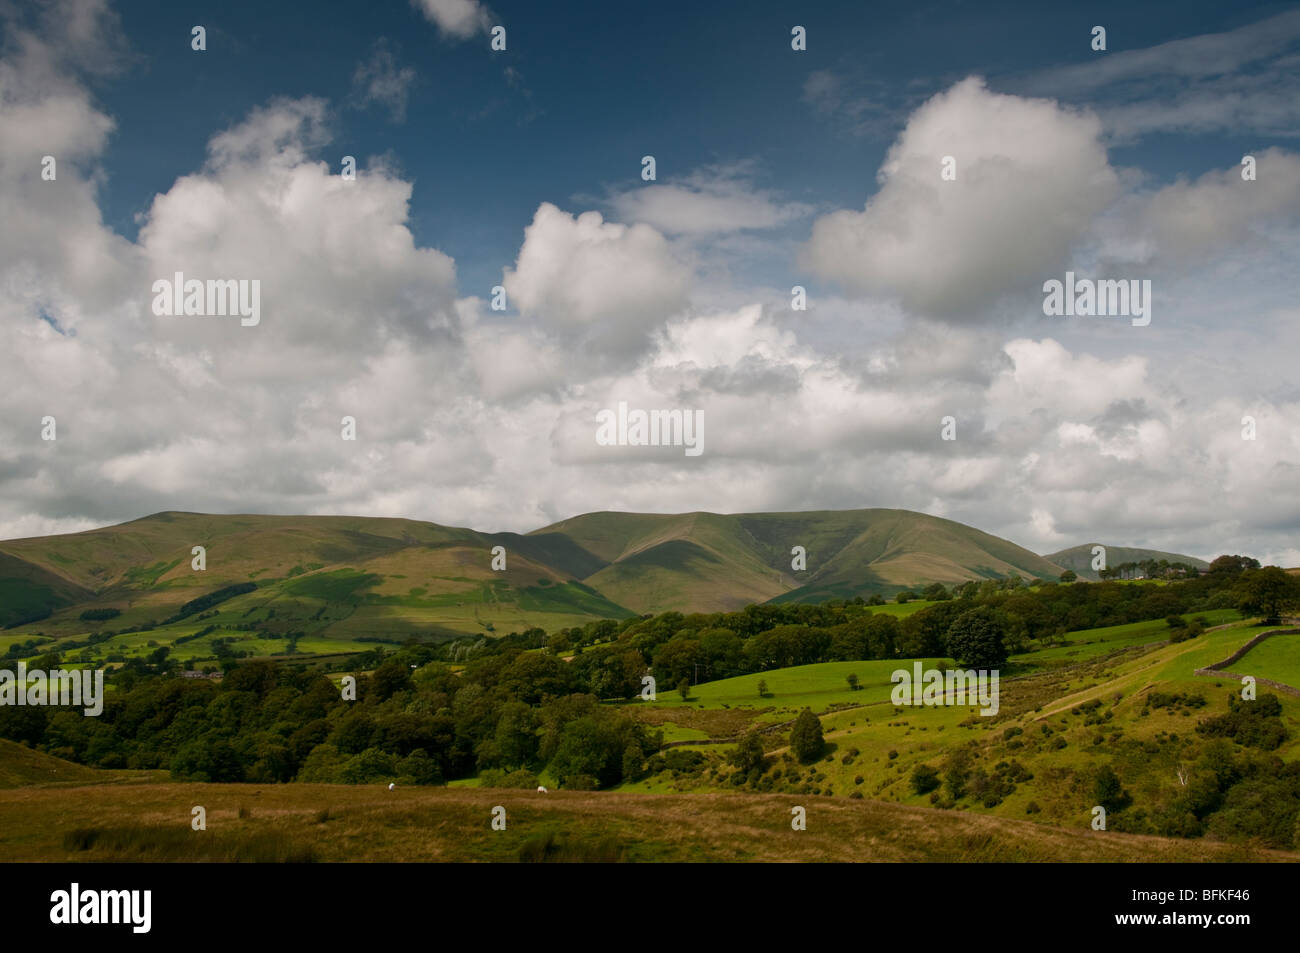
[1044,544,1209,581]
[0,509,1211,641]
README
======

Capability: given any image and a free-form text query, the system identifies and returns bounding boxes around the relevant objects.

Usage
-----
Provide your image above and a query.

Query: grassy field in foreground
[0,781,1293,862]
[2,620,1296,861]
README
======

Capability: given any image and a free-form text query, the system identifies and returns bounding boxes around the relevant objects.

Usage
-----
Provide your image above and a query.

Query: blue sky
[2,0,1298,565]
[90,0,1296,295]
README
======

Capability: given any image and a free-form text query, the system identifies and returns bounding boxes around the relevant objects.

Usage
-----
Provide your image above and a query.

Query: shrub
[479,767,540,789]
[729,731,766,776]
[789,709,825,763]
[910,764,941,795]
[1196,693,1288,750]
[1093,765,1131,813]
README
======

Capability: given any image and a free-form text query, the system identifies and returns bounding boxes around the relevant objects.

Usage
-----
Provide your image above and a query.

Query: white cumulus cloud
[802,77,1119,321]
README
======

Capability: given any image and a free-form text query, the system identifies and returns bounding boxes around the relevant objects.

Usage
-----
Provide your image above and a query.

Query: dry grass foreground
[1,782,1296,863]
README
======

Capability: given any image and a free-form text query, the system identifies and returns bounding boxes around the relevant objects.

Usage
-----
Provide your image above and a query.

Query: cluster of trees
[726,709,825,786]
[1106,698,1296,847]
[162,582,257,624]
[1229,565,1300,624]
[360,561,1298,706]
[1208,555,1263,574]
[1096,560,1202,581]
[547,561,1295,692]
[78,608,122,622]
[4,636,53,658]
[0,647,661,791]
[904,691,1297,847]
[1089,554,1264,582]
[2,553,1293,796]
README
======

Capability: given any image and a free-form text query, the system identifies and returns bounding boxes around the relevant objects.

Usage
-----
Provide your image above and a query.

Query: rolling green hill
[0,550,94,628]
[536,508,1067,612]
[0,738,144,788]
[0,512,636,655]
[619,618,1300,849]
[0,508,1209,662]
[3,612,1293,862]
[1044,544,1209,581]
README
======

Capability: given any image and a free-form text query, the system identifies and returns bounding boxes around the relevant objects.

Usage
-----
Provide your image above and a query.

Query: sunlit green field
[619,620,1300,834]
[1008,609,1242,670]
[652,657,951,715]
[863,599,938,618]
[1223,631,1300,688]
[0,632,50,654]
[635,612,1245,720]
[656,722,711,742]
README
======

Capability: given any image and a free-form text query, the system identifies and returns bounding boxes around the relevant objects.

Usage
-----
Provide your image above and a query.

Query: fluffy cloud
[502,202,692,362]
[137,97,459,359]
[412,0,491,39]
[1,4,1297,573]
[802,77,1119,320]
[0,12,471,533]
[1138,148,1300,261]
[987,339,1150,421]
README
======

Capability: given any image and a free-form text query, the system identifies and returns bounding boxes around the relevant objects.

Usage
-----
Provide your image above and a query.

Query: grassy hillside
[1045,544,1209,581]
[0,780,1291,862]
[1232,632,1300,689]
[651,657,949,718]
[620,618,1300,844]
[1,598,1291,861]
[535,508,1068,613]
[767,510,1067,600]
[0,508,1231,667]
[0,512,636,662]
[558,512,793,613]
[0,550,94,628]
[0,738,158,788]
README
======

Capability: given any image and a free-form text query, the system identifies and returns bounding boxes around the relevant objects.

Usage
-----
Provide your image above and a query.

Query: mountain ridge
[0,508,1217,642]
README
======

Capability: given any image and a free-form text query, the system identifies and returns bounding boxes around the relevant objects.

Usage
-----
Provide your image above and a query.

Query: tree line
[0,555,1294,791]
